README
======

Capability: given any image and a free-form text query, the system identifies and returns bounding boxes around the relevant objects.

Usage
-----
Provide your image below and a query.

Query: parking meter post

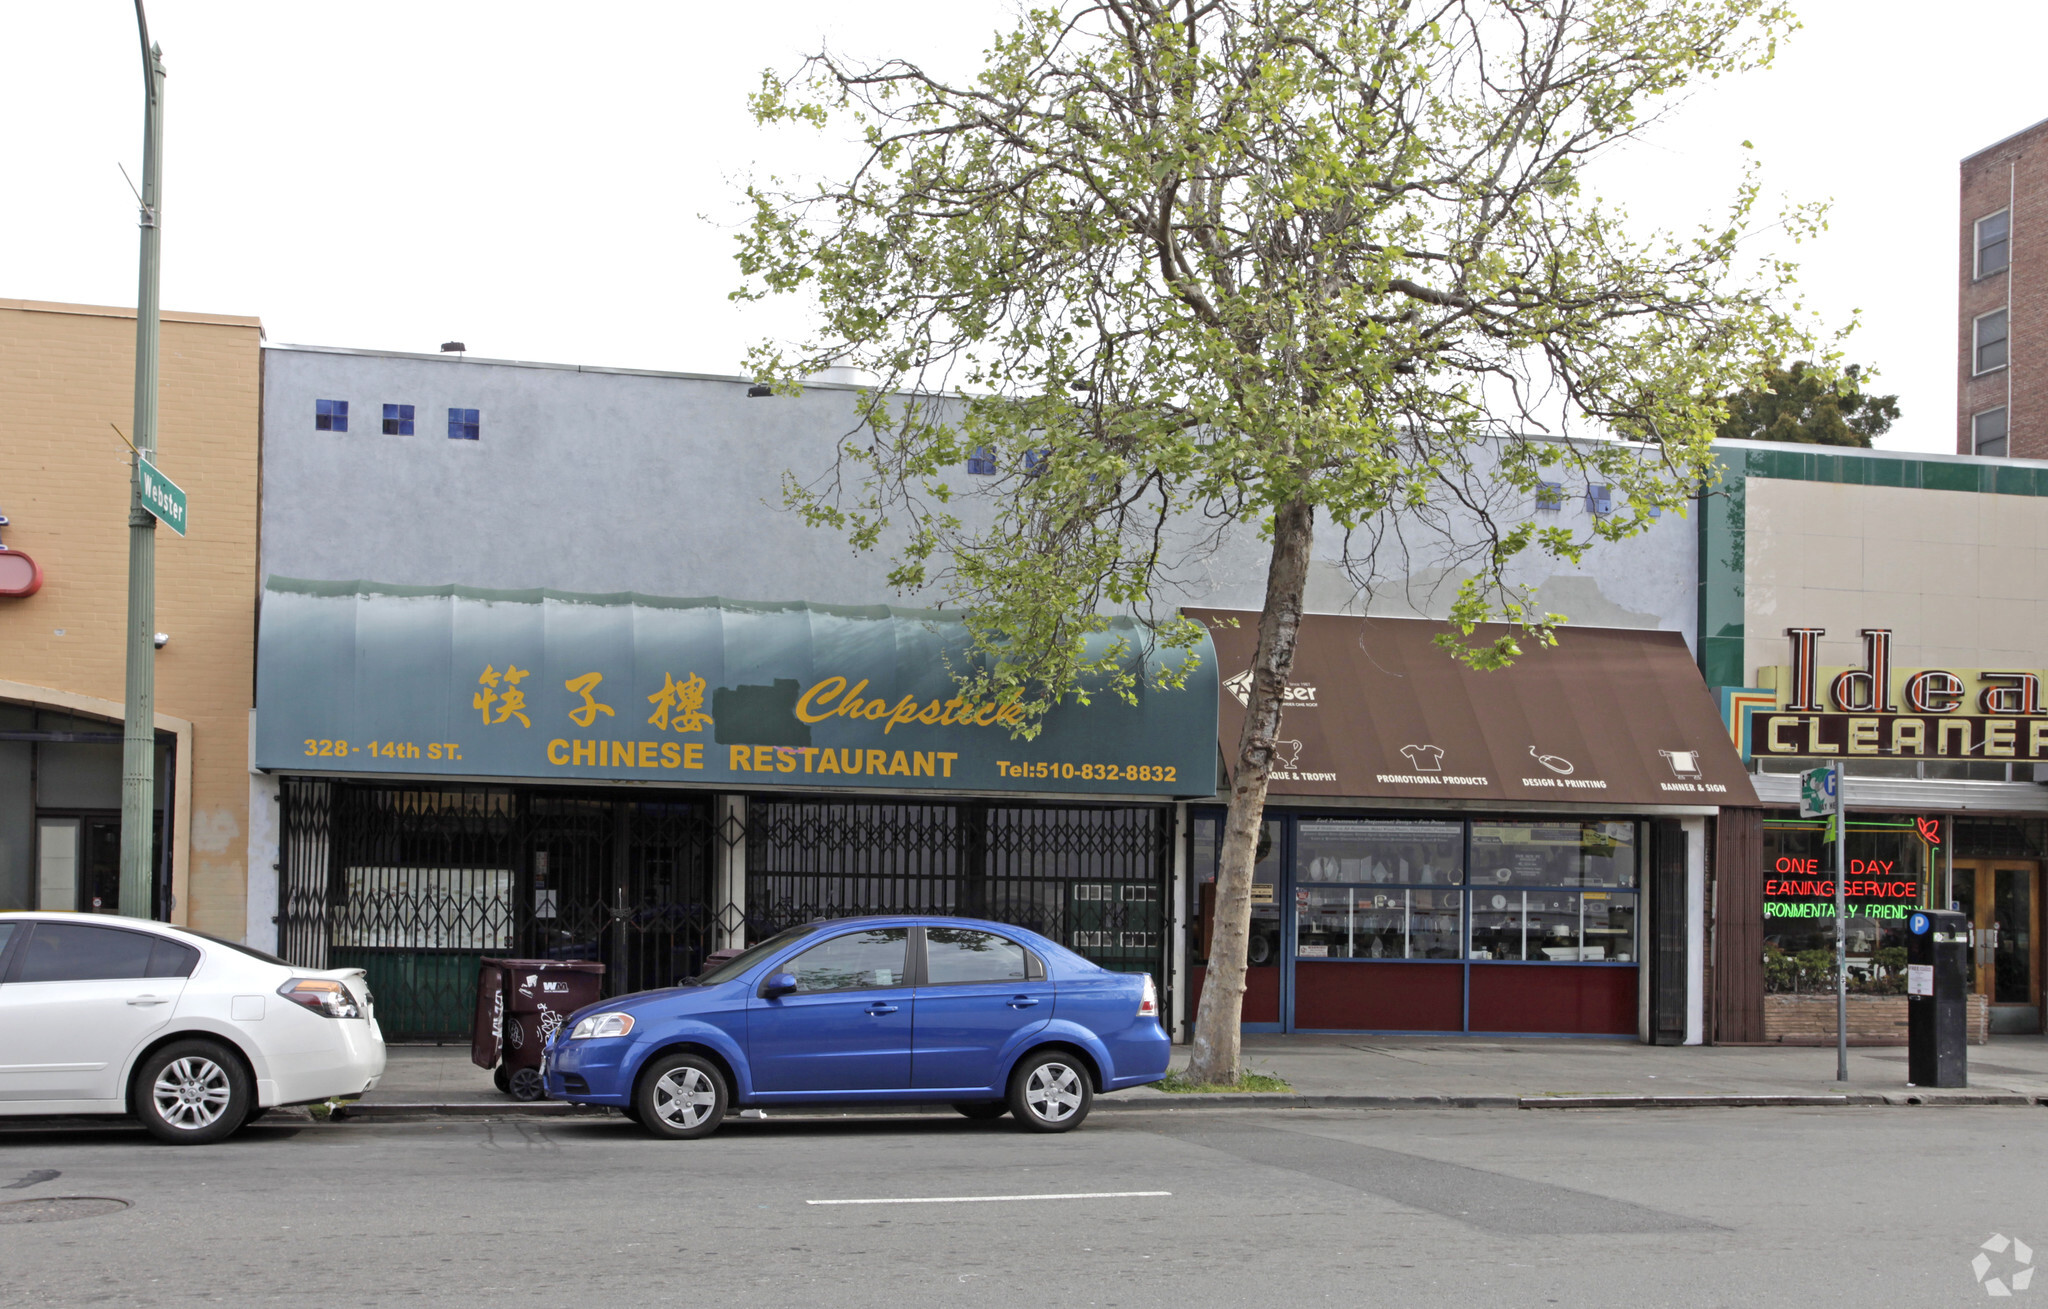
[1907,909,1969,1088]
[1834,761,1847,1083]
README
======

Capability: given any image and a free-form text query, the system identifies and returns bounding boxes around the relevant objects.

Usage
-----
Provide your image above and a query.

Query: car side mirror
[761,972,798,999]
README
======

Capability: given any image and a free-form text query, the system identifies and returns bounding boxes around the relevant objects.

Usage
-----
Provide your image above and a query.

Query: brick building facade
[0,299,262,938]
[1959,118,2048,458]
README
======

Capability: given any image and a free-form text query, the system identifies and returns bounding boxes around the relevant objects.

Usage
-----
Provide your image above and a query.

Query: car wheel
[619,1102,642,1124]
[1007,1050,1092,1133]
[134,1040,250,1145]
[508,1067,547,1101]
[635,1054,728,1139]
[952,1101,1009,1120]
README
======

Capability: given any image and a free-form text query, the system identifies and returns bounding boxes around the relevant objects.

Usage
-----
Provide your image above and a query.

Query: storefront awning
[1189,609,1756,807]
[255,579,1218,798]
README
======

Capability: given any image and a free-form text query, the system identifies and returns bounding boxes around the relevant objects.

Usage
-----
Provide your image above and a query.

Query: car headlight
[569,1012,635,1040]
[278,977,363,1019]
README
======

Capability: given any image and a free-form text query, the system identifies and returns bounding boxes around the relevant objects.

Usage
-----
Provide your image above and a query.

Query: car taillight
[1138,973,1158,1019]
[278,977,363,1019]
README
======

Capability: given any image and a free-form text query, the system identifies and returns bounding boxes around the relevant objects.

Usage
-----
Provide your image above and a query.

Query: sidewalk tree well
[737,0,1820,1085]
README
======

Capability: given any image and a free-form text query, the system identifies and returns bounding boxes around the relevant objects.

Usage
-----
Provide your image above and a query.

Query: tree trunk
[1185,495,1315,1085]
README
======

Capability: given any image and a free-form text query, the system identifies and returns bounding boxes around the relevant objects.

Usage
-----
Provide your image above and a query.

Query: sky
[4,1,2045,456]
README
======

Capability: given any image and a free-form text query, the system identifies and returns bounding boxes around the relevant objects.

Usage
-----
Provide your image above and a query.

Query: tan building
[0,298,261,939]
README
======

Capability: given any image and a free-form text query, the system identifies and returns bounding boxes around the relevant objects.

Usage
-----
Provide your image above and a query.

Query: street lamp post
[120,1,166,920]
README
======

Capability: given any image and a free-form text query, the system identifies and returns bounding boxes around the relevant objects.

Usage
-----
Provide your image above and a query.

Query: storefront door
[1190,819,1285,1030]
[1954,860,2043,1034]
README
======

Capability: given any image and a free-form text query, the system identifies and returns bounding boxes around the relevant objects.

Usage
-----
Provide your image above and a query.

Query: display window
[1186,810,1646,1036]
[1761,814,1932,995]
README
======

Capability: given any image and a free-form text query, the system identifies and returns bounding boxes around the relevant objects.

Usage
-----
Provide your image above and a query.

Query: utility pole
[1833,760,1848,1082]
[120,1,166,920]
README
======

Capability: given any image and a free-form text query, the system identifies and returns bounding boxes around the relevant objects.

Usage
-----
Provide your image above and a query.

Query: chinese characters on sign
[564,672,615,728]
[474,665,531,728]
[646,672,713,732]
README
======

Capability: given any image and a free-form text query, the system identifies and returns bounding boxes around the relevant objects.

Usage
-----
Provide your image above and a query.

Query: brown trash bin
[471,958,606,1100]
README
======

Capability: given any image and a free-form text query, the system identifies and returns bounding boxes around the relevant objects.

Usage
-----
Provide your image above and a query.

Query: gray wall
[260,345,1698,644]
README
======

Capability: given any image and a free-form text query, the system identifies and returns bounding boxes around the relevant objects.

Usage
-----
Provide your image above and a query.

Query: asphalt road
[0,1106,2040,1307]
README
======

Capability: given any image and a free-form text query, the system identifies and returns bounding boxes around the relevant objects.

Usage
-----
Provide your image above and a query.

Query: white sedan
[0,913,385,1143]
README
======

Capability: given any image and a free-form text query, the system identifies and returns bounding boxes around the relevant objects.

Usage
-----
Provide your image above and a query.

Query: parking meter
[1906,909,1969,1089]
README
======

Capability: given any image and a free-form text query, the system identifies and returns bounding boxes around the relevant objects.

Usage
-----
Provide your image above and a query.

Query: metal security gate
[281,780,1171,1040]
[745,798,1173,1013]
[278,779,718,1040]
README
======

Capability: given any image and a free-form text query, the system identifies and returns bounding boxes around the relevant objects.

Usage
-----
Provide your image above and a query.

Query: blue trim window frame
[315,398,348,432]
[967,446,997,476]
[448,408,480,441]
[1187,809,1642,1036]
[382,403,416,436]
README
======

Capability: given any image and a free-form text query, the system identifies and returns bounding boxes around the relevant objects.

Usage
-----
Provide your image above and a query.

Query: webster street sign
[138,457,187,536]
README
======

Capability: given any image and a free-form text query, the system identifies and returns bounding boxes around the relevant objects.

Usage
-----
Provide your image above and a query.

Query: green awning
[254,578,1217,799]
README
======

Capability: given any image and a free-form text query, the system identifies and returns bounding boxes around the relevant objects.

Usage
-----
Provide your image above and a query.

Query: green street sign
[1799,763,1837,819]
[138,457,187,536]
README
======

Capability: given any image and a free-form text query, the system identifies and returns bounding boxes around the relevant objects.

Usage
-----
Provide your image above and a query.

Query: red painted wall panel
[1468,963,1637,1034]
[1293,961,1464,1031]
[1188,964,1283,1024]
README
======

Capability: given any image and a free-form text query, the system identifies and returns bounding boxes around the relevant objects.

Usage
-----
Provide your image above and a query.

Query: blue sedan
[542,916,1170,1138]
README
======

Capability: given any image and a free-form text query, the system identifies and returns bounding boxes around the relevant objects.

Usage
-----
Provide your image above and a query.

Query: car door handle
[127,995,170,1007]
[1006,996,1040,1008]
[864,1003,899,1016]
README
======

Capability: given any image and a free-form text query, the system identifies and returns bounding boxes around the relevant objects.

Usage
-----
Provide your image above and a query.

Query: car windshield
[692,923,821,986]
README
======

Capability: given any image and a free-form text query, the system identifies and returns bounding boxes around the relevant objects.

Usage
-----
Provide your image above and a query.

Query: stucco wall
[260,345,1698,642]
[0,299,262,936]
[1743,476,2048,676]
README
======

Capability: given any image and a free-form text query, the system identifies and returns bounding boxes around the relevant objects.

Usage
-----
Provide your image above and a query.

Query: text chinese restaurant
[253,581,1217,1038]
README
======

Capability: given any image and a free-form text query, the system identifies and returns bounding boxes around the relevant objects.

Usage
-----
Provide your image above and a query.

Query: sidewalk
[348,1035,2048,1116]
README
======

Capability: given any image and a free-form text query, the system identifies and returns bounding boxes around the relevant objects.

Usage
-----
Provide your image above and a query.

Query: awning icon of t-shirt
[1400,743,1445,772]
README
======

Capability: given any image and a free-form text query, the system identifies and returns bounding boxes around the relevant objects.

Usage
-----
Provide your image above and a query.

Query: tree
[1714,359,1899,447]
[739,0,1817,1085]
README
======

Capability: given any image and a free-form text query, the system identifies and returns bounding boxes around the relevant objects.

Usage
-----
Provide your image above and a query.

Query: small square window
[1977,210,2010,278]
[1974,407,2009,458]
[1976,310,2009,375]
[1585,484,1614,515]
[382,403,415,436]
[1534,482,1563,512]
[967,446,997,476]
[315,398,348,432]
[447,408,480,441]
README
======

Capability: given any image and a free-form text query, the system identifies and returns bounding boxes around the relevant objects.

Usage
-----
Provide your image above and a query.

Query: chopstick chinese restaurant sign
[253,579,1217,797]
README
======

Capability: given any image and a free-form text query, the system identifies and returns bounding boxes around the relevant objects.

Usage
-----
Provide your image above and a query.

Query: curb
[334,1090,2045,1119]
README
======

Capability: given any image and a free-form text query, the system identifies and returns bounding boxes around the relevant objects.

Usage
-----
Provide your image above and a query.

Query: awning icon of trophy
[1659,749,1703,780]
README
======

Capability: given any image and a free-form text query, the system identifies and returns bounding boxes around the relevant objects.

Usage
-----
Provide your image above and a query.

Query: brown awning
[1190,609,1757,807]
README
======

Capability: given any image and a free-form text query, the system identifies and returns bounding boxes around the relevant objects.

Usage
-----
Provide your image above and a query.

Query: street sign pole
[1834,760,1848,1082]
[120,2,166,921]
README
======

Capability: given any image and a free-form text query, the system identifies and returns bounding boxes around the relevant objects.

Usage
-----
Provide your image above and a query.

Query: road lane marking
[807,1191,1171,1206]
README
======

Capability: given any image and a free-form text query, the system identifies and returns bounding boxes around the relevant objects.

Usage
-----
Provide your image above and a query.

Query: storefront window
[1190,817,1283,967]
[1470,821,1638,887]
[1297,887,1464,959]
[1297,819,1464,885]
[1293,819,1465,960]
[1762,814,1931,994]
[1469,889,1637,961]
